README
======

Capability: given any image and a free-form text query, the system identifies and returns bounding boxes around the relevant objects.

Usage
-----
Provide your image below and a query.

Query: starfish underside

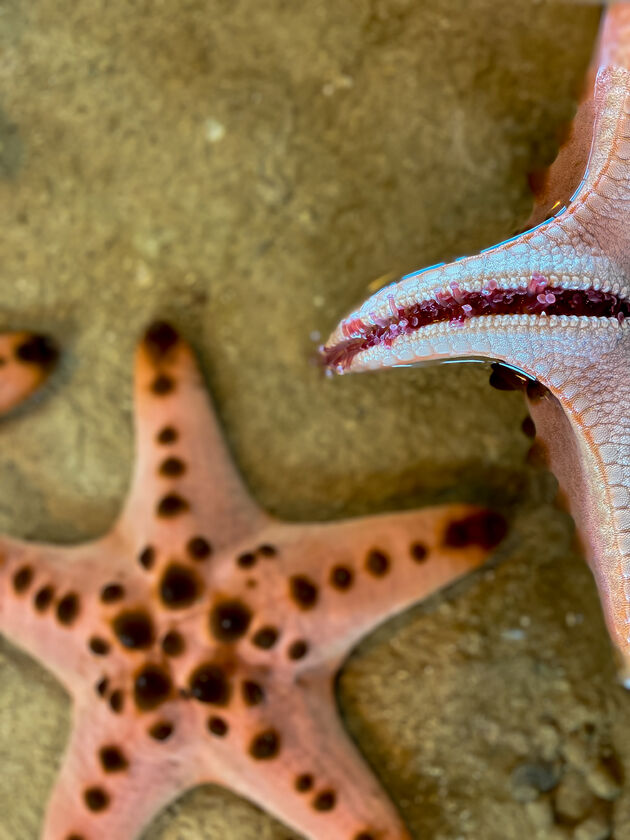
[0,322,506,840]
[324,5,630,683]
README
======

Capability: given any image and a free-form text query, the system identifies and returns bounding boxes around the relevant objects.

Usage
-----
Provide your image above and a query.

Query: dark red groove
[323,282,629,370]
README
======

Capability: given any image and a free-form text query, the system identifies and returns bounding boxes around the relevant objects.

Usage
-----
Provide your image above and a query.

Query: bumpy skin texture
[324,6,630,682]
[0,322,504,840]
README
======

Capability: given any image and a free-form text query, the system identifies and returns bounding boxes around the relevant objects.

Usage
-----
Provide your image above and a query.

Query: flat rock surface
[2,1,629,838]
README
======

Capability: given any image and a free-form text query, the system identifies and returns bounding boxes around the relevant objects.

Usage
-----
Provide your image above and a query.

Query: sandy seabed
[1,1,628,838]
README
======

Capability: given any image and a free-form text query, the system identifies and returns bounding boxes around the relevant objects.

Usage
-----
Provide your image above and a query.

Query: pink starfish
[324,6,630,682]
[0,322,505,840]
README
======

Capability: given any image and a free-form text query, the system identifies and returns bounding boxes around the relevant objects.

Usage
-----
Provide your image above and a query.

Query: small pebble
[536,724,561,762]
[525,798,554,831]
[585,761,622,801]
[510,761,558,802]
[562,735,589,769]
[205,118,226,143]
[573,816,612,840]
[554,771,594,822]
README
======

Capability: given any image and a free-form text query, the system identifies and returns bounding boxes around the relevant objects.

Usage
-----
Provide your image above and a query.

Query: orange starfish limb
[0,323,505,840]
[0,332,57,415]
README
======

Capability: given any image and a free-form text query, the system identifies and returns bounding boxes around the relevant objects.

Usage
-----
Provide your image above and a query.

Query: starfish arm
[0,332,57,414]
[525,349,630,681]
[599,2,630,72]
[323,4,630,681]
[197,670,412,840]
[0,533,136,692]
[324,66,630,374]
[527,3,630,230]
[117,322,267,553]
[40,695,198,840]
[249,505,502,667]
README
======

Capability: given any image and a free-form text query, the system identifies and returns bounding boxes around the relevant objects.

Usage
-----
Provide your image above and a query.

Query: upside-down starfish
[324,6,630,680]
[0,322,505,840]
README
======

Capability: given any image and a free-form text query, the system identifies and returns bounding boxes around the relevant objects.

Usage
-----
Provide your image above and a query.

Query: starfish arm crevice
[260,505,500,667]
[40,697,198,840]
[0,534,132,691]
[117,322,268,553]
[200,671,413,840]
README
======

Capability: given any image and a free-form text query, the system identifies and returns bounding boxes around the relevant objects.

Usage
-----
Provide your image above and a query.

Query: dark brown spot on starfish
[109,689,124,713]
[288,640,309,660]
[134,664,172,710]
[410,541,428,562]
[190,662,231,705]
[66,834,86,840]
[161,629,185,657]
[33,584,54,612]
[295,773,314,792]
[89,636,111,656]
[159,456,186,477]
[56,592,80,625]
[242,680,265,706]
[330,565,354,591]
[252,626,279,649]
[99,745,128,773]
[15,334,58,369]
[159,563,200,609]
[237,551,256,569]
[157,425,178,445]
[156,493,189,517]
[148,721,174,741]
[187,535,212,560]
[144,321,179,359]
[208,716,229,737]
[138,545,156,570]
[522,416,536,438]
[489,363,530,391]
[258,544,277,558]
[444,510,507,550]
[84,787,109,812]
[112,609,154,649]
[151,373,175,396]
[250,728,280,760]
[12,565,33,593]
[313,789,336,811]
[100,582,125,603]
[355,833,377,840]
[96,677,109,697]
[210,600,252,642]
[289,575,318,609]
[365,549,390,577]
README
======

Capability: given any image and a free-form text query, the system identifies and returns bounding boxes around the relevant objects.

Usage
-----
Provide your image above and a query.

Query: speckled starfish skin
[324,7,630,682]
[0,322,505,840]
